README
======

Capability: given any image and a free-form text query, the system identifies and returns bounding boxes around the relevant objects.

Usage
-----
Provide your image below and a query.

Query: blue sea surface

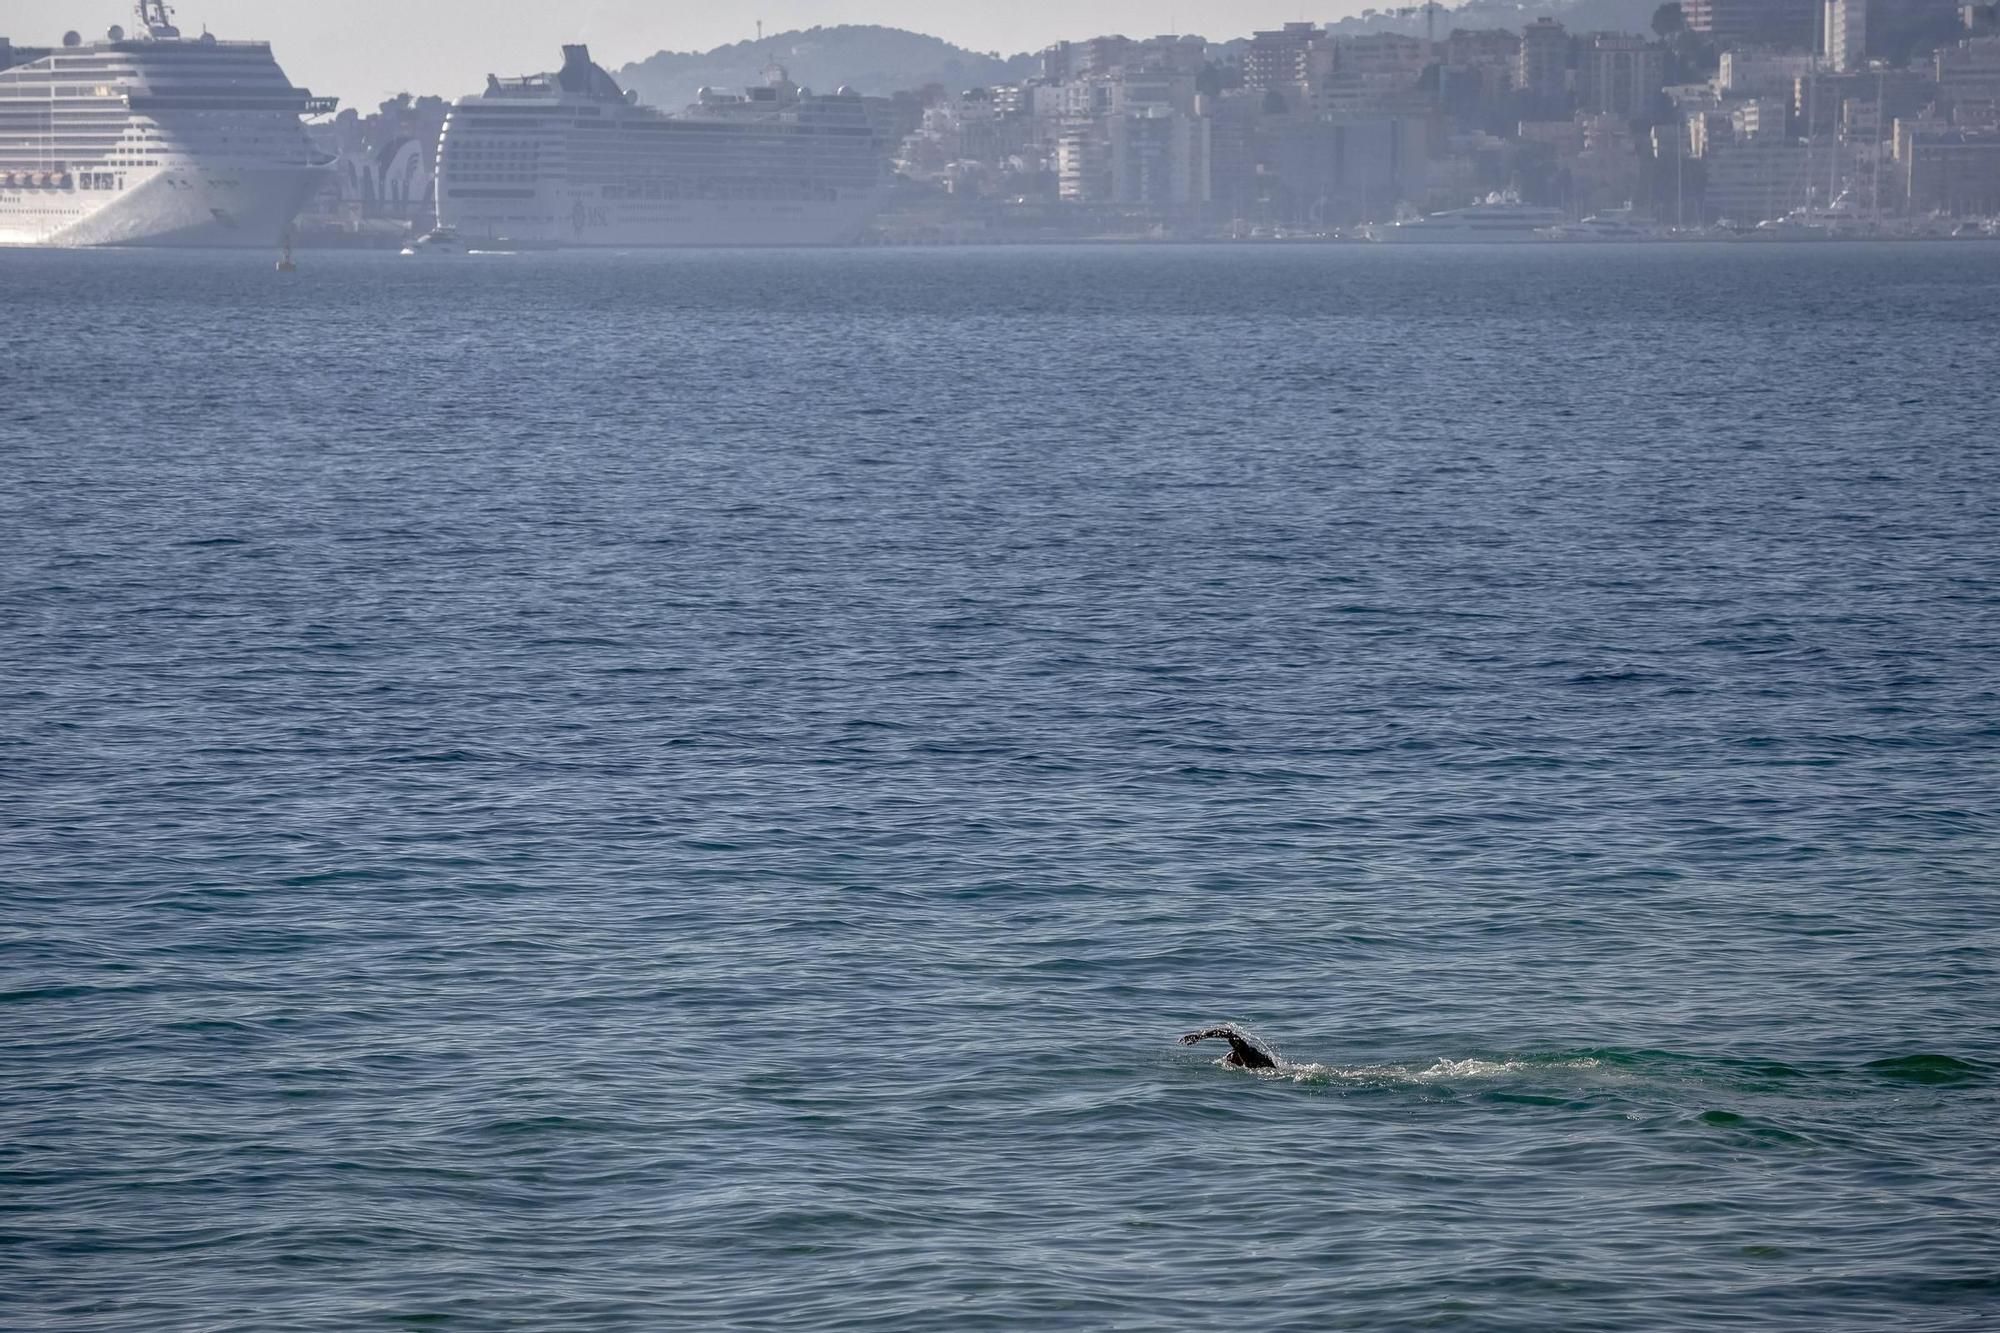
[2,244,1998,1330]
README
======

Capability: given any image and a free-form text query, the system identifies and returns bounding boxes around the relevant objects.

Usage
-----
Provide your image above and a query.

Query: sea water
[2,244,1997,1330]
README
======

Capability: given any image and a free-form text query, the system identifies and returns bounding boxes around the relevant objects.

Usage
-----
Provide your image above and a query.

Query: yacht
[1750,189,1871,240]
[0,2,334,247]
[1750,214,1833,239]
[1537,206,1654,241]
[435,45,888,248]
[1367,193,1569,243]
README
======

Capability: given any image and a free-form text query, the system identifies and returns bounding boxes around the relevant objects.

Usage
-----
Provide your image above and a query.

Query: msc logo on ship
[569,201,610,237]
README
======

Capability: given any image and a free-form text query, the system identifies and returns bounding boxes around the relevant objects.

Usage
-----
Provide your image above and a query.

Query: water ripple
[2,244,1998,1330]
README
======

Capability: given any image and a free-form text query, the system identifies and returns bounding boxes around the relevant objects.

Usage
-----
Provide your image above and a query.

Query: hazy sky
[12,2,1357,107]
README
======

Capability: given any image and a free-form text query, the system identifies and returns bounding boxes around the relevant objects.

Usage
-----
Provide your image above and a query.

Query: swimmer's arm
[1179,1026,1276,1068]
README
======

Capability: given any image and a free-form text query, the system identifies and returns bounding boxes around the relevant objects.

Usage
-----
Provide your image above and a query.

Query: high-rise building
[1686,107,1734,155]
[1580,34,1666,116]
[1082,36,1138,75]
[1936,35,2000,109]
[1699,137,1811,220]
[1267,116,1426,224]
[1333,32,1430,79]
[1205,105,1259,218]
[1731,95,1792,138]
[1039,35,1138,81]
[1056,118,1112,200]
[1517,19,1571,108]
[1131,34,1209,75]
[1825,0,1867,69]
[1108,107,1210,208]
[1245,23,1321,92]
[1682,0,1819,49]
[1896,119,2000,210]
[1719,49,1819,96]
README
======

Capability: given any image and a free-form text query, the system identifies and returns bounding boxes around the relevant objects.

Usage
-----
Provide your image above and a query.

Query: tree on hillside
[1649,3,1717,82]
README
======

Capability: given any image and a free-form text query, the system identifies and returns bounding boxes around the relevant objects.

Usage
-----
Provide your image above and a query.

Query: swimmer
[1180,1024,1279,1070]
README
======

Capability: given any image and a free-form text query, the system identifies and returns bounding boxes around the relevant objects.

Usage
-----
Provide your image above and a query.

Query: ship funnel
[556,44,625,100]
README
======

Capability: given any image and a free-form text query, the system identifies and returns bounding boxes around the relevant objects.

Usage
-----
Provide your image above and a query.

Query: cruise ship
[436,45,887,248]
[0,3,333,247]
[1367,193,1569,244]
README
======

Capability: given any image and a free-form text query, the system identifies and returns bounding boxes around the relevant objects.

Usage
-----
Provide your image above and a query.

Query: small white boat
[400,226,464,257]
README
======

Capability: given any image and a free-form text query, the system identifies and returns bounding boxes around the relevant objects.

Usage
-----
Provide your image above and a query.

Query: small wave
[1691,1108,1816,1146]
[1226,1049,1992,1094]
[378,748,503,765]
[1864,1054,1991,1086]
[1273,1055,1603,1085]
[1565,669,1677,686]
[1415,1056,1602,1081]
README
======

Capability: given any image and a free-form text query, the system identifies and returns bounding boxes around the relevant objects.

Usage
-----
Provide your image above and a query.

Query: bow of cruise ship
[0,2,333,248]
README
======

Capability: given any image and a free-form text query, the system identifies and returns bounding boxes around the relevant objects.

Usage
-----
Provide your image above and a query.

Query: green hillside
[618,25,1038,110]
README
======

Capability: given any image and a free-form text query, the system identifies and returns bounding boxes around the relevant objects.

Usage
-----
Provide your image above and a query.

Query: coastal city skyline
[286,0,1999,246]
[7,0,1362,105]
[10,0,1998,248]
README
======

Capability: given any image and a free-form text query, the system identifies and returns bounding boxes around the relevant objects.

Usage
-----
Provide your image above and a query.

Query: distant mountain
[615,5,1672,113]
[617,26,1039,110]
[1326,0,1666,39]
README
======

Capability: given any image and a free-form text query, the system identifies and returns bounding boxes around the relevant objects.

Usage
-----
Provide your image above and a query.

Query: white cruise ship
[1367,193,1569,244]
[0,3,333,247]
[437,46,887,248]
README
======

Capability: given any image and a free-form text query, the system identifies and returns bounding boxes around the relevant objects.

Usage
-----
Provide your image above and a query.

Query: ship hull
[443,186,885,248]
[0,165,327,248]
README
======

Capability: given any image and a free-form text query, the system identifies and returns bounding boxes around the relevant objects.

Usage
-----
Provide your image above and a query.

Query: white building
[1056,118,1111,200]
[1825,0,1867,72]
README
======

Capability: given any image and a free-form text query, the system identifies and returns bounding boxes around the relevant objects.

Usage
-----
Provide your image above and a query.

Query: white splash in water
[1273,1056,1604,1084]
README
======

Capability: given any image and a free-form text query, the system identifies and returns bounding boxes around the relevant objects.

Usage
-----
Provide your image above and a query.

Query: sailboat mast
[1872,65,1884,226]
